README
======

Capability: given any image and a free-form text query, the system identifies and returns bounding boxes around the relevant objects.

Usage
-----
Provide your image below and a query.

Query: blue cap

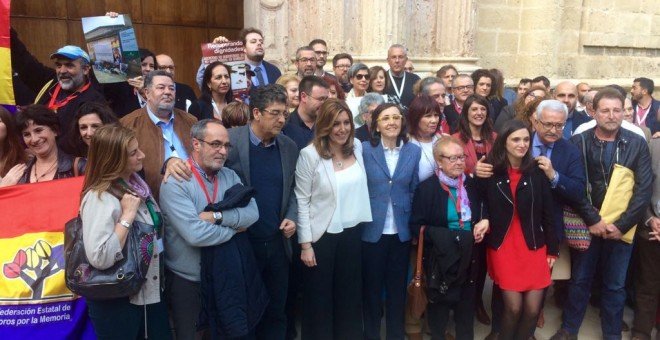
[50,45,90,63]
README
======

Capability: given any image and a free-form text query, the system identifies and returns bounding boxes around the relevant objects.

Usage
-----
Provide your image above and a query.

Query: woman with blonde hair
[295,98,372,339]
[276,74,301,112]
[80,124,171,339]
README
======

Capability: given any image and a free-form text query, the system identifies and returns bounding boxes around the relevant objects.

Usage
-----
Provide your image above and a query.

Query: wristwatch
[119,220,131,229]
[213,211,223,225]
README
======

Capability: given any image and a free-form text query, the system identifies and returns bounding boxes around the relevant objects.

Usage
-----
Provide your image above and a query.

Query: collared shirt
[246,60,268,87]
[383,143,401,235]
[248,124,277,148]
[190,157,218,182]
[147,106,189,160]
[282,109,315,150]
[532,133,559,188]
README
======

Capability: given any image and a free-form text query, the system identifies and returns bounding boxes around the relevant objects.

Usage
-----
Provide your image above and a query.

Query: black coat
[443,104,460,134]
[477,167,559,256]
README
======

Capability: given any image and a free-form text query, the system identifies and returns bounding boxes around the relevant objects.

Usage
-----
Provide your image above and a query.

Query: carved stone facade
[246,0,659,87]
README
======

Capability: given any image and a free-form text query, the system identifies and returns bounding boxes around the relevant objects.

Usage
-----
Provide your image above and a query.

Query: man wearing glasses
[223,84,300,339]
[283,76,330,150]
[332,53,354,93]
[309,39,335,79]
[159,119,259,340]
[295,46,318,78]
[443,74,475,132]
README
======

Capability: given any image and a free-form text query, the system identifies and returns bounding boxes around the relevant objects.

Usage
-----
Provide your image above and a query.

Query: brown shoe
[476,304,491,325]
[445,331,456,340]
[407,333,423,340]
[484,331,498,340]
[536,309,545,328]
[549,329,577,340]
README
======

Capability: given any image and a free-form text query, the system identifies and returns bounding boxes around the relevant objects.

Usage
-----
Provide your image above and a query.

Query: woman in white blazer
[295,98,372,340]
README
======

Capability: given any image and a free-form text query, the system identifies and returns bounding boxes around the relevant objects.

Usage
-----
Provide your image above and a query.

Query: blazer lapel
[392,143,412,179]
[278,135,293,213]
[372,143,392,178]
[238,126,251,185]
[321,157,337,200]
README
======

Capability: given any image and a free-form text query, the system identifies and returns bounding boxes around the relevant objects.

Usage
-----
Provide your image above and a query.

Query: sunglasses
[354,74,370,80]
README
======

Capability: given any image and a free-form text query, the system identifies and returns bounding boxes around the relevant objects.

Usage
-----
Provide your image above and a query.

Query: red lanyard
[439,179,464,229]
[47,82,91,112]
[189,159,218,204]
[453,100,462,115]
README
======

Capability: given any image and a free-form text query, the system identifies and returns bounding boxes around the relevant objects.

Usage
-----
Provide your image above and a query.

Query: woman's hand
[105,12,119,18]
[119,193,141,223]
[300,244,317,267]
[163,157,192,183]
[212,36,229,44]
[0,163,27,187]
[127,76,144,90]
[473,219,489,243]
[547,256,556,269]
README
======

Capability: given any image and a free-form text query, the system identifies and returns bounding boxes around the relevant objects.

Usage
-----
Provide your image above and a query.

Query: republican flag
[0,0,15,107]
[0,177,95,339]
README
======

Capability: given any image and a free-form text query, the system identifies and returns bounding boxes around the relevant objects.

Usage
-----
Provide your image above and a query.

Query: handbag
[564,134,592,251]
[406,225,427,319]
[64,189,156,300]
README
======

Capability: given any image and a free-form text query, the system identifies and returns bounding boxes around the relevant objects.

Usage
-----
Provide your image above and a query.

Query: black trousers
[426,282,476,340]
[87,296,172,340]
[165,270,201,340]
[632,236,660,340]
[301,225,364,340]
[250,237,290,340]
[285,238,304,340]
[362,235,410,340]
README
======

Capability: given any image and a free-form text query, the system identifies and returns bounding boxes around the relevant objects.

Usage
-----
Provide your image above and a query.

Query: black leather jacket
[570,128,653,233]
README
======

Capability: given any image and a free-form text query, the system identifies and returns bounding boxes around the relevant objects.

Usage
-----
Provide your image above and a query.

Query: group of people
[2,21,659,340]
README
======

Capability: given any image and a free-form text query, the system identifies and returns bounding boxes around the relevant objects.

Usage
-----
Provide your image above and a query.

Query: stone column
[244,0,481,76]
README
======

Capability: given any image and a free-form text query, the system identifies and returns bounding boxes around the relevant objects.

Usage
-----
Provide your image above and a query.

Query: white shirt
[327,162,372,233]
[382,144,401,235]
[573,120,647,141]
[410,136,439,182]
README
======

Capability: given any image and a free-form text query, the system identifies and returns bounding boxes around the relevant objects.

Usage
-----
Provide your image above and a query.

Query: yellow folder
[599,164,636,244]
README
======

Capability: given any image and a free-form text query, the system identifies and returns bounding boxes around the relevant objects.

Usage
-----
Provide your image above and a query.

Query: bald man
[553,81,591,139]
[157,54,197,112]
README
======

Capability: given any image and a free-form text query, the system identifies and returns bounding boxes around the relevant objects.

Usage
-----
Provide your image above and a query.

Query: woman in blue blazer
[361,103,421,340]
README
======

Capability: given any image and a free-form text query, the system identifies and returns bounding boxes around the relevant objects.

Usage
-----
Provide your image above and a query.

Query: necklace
[33,160,58,182]
[335,160,344,169]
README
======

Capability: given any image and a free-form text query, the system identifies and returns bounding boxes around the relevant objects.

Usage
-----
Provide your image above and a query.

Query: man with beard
[630,77,660,136]
[224,84,299,339]
[332,53,353,93]
[282,76,329,150]
[241,28,281,88]
[384,44,420,109]
[553,81,591,139]
[10,28,106,147]
[295,46,317,78]
[309,39,335,79]
[159,118,259,340]
[120,70,197,197]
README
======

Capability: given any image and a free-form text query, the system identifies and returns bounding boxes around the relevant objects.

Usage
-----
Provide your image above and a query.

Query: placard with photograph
[201,41,249,102]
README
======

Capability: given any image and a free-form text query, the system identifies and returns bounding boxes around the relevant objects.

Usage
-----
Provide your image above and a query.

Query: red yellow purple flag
[0,0,15,106]
[0,177,95,339]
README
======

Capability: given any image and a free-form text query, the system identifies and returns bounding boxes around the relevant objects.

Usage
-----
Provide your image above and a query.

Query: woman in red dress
[478,119,558,340]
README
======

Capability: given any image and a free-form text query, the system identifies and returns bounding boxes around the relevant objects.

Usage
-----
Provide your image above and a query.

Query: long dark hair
[67,102,118,157]
[487,119,534,175]
[0,107,26,176]
[201,61,234,105]
[456,95,495,145]
[369,103,409,147]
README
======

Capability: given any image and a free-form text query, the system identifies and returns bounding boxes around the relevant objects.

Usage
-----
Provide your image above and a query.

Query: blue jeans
[561,237,633,340]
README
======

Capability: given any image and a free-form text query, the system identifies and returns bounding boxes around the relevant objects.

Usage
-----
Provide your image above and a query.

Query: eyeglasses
[454,85,474,92]
[298,57,317,63]
[335,64,351,69]
[353,74,370,80]
[314,51,328,56]
[261,108,289,119]
[527,92,540,99]
[158,66,175,71]
[440,155,467,163]
[197,139,233,151]
[377,114,402,122]
[304,93,328,102]
[537,119,565,130]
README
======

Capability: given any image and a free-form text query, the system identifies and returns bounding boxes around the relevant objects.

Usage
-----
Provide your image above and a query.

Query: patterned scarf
[436,169,472,223]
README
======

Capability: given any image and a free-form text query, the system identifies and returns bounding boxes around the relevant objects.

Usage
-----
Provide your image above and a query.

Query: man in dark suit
[384,44,420,109]
[554,81,591,139]
[631,77,660,136]
[224,84,299,340]
[444,74,474,133]
[240,28,282,88]
[156,54,197,112]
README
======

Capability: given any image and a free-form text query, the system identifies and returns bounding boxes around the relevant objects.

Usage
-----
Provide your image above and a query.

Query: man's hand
[588,220,607,238]
[535,155,556,181]
[473,219,489,243]
[603,223,623,240]
[280,219,296,238]
[475,155,493,178]
[105,12,119,18]
[127,76,144,89]
[163,157,192,183]
[652,131,660,139]
[648,217,660,241]
[199,211,215,223]
[212,36,229,44]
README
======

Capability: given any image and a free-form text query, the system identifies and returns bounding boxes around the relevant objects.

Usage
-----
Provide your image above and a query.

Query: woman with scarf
[80,124,171,339]
[409,136,489,340]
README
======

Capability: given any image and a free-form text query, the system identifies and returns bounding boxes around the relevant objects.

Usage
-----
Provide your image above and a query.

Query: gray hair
[190,119,223,140]
[144,70,173,89]
[535,99,568,120]
[358,93,385,115]
[348,62,369,79]
[451,74,473,87]
[419,77,444,95]
[388,44,408,56]
[296,46,315,59]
